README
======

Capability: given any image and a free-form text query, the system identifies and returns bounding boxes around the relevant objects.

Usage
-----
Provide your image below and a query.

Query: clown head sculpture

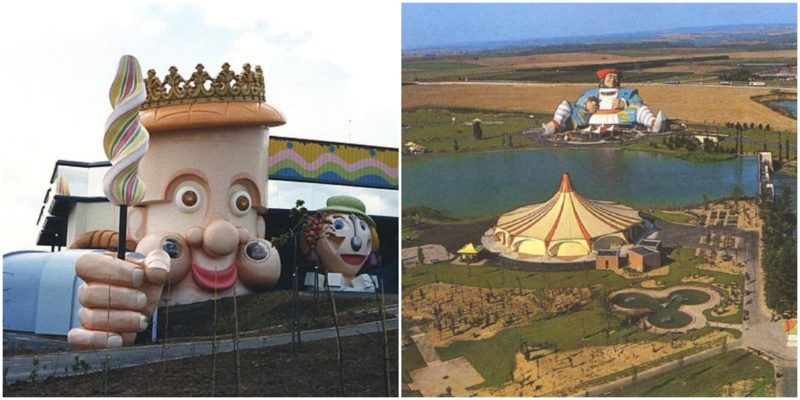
[307,195,379,287]
[128,63,284,305]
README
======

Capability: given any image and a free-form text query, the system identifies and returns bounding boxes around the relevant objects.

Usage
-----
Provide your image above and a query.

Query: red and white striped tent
[491,173,644,258]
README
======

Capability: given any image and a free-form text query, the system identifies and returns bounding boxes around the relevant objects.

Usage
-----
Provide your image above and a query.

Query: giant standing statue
[67,59,284,348]
[542,68,666,135]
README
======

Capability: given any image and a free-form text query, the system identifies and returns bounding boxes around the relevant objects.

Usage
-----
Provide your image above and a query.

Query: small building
[628,246,662,272]
[785,319,797,348]
[595,249,620,270]
[457,242,483,262]
[639,239,662,252]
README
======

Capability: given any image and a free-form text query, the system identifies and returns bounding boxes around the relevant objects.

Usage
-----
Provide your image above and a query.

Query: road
[3,318,398,384]
[739,224,797,397]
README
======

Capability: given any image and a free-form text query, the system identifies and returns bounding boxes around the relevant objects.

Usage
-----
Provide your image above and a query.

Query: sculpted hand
[67,250,170,349]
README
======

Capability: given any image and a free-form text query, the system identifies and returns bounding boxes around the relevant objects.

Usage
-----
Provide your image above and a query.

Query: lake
[403,149,796,219]
[770,100,797,119]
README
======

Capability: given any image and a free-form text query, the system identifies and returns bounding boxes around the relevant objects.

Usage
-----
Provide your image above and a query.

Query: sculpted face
[315,212,374,284]
[129,127,280,305]
[603,73,620,88]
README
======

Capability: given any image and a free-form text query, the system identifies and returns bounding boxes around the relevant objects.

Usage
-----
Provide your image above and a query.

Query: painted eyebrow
[164,173,209,200]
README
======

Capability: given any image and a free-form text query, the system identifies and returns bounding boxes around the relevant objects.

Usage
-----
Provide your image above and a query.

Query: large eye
[359,220,367,231]
[175,184,203,213]
[160,237,182,259]
[333,219,345,230]
[230,190,252,216]
[244,240,270,262]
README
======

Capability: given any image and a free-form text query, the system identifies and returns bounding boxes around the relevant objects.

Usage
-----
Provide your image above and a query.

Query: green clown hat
[317,195,376,227]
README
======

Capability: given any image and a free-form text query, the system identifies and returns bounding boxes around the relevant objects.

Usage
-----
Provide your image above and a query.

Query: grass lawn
[435,306,727,389]
[622,138,737,163]
[650,209,697,225]
[402,342,426,383]
[402,248,741,298]
[402,263,633,295]
[402,109,542,154]
[402,248,745,390]
[402,60,506,82]
[609,349,775,397]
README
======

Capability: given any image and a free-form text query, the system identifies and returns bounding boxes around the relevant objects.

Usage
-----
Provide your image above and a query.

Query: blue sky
[403,2,797,50]
[0,1,400,254]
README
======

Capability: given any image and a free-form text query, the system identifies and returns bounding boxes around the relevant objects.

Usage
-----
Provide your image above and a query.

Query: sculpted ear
[129,207,147,242]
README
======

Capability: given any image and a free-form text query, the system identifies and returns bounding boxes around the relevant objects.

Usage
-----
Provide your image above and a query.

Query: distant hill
[403,23,797,56]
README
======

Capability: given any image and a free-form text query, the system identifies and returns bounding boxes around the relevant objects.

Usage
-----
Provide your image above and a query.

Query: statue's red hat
[596,68,621,80]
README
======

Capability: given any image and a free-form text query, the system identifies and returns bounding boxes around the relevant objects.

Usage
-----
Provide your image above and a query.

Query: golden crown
[142,62,265,109]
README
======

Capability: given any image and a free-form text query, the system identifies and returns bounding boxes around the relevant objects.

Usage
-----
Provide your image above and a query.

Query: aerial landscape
[401,3,797,397]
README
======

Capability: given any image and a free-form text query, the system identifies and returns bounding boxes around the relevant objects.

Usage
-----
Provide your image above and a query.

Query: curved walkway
[610,285,721,333]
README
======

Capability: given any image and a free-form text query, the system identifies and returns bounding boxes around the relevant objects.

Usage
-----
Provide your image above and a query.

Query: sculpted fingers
[78,284,147,310]
[79,307,149,332]
[143,249,170,285]
[76,253,144,288]
[67,328,123,349]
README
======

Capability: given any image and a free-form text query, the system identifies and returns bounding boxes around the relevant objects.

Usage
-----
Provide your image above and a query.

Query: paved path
[610,285,721,333]
[738,226,797,396]
[3,318,398,384]
[410,333,440,364]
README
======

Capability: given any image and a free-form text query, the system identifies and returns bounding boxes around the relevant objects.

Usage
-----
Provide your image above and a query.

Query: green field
[403,109,543,154]
[402,342,426,383]
[403,263,632,295]
[622,137,738,163]
[403,248,741,297]
[403,248,745,391]
[650,209,698,225]
[608,349,775,397]
[436,306,729,389]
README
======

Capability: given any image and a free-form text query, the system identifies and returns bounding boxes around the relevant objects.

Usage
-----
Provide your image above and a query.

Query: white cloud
[0,1,399,255]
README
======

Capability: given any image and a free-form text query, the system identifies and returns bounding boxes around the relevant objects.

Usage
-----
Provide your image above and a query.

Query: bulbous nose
[351,236,363,251]
[203,220,239,257]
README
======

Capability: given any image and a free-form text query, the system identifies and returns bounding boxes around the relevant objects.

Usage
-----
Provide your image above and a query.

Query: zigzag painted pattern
[268,138,398,189]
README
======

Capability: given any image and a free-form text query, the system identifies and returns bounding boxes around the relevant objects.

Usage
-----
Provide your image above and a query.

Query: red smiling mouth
[191,263,238,291]
[340,254,367,266]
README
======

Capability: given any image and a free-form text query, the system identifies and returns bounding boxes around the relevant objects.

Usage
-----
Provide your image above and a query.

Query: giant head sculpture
[306,195,379,287]
[68,61,284,348]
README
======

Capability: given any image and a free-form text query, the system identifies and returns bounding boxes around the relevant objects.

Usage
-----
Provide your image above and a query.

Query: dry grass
[474,331,733,397]
[464,53,639,68]
[643,64,729,74]
[458,49,796,69]
[403,83,797,132]
[403,282,591,347]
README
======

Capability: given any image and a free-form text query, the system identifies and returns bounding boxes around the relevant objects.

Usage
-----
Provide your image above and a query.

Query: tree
[750,122,755,129]
[758,123,764,130]
[472,120,483,140]
[759,184,797,316]
[453,139,459,152]
[786,138,791,160]
[766,124,771,131]
[507,134,514,147]
[731,185,743,211]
